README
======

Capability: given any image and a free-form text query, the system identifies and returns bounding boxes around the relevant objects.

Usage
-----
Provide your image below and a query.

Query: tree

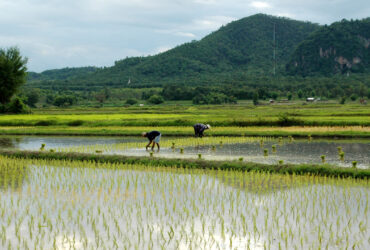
[25,89,40,107]
[53,95,75,107]
[147,95,164,104]
[253,92,259,105]
[0,47,28,104]
[297,90,303,99]
[287,92,293,100]
[125,98,138,105]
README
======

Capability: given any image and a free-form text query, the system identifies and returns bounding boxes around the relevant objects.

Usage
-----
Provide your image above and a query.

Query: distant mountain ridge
[26,14,370,90]
[286,18,370,76]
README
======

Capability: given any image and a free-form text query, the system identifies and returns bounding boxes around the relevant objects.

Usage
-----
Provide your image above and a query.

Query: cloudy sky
[1,0,369,72]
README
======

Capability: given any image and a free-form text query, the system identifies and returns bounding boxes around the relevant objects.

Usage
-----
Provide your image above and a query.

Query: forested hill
[27,14,319,89]
[28,66,98,82]
[286,18,370,76]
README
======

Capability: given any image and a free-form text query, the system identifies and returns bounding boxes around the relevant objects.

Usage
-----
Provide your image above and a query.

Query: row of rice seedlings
[0,155,369,249]
[56,136,278,154]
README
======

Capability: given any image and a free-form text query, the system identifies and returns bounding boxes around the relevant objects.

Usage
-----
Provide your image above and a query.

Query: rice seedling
[337,146,342,153]
[339,152,345,161]
[180,148,184,154]
[288,135,294,142]
[198,153,202,159]
[263,149,268,157]
[321,155,326,163]
[0,154,369,249]
[57,136,275,154]
[272,145,277,153]
[352,161,357,168]
[40,144,45,151]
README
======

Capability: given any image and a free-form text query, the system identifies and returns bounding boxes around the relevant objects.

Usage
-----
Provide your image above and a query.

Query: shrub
[147,95,164,105]
[34,120,57,126]
[350,94,358,101]
[125,98,138,105]
[339,96,346,104]
[67,120,84,126]
[5,97,30,114]
[53,95,76,107]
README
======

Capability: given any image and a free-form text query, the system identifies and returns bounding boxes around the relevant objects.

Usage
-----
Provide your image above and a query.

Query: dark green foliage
[34,120,57,126]
[0,47,28,105]
[192,92,236,104]
[286,18,370,76]
[147,95,164,104]
[27,66,98,81]
[66,120,84,126]
[277,113,303,126]
[4,97,30,114]
[350,94,358,101]
[125,98,138,105]
[25,89,39,107]
[340,96,346,104]
[53,95,76,107]
[253,92,259,105]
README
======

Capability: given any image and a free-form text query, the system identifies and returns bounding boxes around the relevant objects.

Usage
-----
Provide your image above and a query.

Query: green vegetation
[0,154,368,249]
[1,151,369,179]
[0,47,29,113]
[287,18,370,76]
[20,15,369,108]
[0,104,369,127]
[28,14,319,90]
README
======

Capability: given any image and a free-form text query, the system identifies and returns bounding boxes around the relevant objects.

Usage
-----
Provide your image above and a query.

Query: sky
[0,0,369,72]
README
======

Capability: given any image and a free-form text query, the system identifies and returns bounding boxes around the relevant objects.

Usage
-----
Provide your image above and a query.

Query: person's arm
[146,141,153,150]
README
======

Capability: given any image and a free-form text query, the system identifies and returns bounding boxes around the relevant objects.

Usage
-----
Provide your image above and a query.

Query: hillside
[27,14,319,90]
[286,18,370,76]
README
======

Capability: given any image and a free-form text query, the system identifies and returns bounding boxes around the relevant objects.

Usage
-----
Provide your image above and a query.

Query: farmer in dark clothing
[142,131,161,151]
[193,123,211,137]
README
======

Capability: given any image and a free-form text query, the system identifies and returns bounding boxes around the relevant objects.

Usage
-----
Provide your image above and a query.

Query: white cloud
[250,1,271,9]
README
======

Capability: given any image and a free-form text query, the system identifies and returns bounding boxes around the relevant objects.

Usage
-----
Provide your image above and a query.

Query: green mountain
[286,18,370,76]
[28,14,319,90]
[28,66,98,81]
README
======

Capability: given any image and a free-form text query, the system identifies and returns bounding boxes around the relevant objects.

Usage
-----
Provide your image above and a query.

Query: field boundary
[1,150,369,179]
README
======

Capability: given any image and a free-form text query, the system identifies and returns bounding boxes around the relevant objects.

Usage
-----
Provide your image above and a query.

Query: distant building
[306,97,315,102]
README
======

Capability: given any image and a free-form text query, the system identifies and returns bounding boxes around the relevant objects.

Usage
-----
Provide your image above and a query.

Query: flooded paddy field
[1,156,369,249]
[1,135,369,168]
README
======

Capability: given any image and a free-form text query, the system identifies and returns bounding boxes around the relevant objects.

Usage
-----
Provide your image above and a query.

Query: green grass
[0,125,369,138]
[0,103,369,127]
[1,150,369,179]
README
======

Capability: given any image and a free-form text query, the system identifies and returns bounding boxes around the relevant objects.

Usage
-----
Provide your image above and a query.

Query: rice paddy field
[1,135,369,168]
[0,104,369,249]
[0,103,369,128]
[0,156,369,249]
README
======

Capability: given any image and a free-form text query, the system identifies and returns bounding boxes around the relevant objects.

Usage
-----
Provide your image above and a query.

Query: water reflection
[0,137,16,149]
[0,159,28,190]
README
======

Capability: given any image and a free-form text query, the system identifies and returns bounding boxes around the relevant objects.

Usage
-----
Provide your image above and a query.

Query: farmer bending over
[193,123,211,137]
[142,130,161,151]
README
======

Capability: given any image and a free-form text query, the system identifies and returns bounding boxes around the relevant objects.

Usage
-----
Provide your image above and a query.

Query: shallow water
[0,135,142,150]
[117,139,370,168]
[0,162,369,249]
[1,135,369,168]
